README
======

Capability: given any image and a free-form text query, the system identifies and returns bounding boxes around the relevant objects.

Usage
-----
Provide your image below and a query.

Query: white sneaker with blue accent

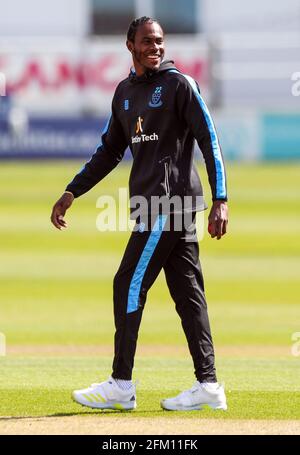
[72,376,137,411]
[161,381,227,411]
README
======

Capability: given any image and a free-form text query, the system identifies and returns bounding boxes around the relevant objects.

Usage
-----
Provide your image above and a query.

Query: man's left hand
[208,201,228,240]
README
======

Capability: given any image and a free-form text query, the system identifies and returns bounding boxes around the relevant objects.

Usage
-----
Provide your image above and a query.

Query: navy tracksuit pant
[111,213,217,383]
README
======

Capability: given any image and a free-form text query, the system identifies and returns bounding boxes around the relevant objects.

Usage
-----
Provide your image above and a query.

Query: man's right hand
[51,192,74,230]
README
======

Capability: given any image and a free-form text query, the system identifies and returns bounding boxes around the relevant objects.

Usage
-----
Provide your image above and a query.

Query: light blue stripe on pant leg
[127,215,168,314]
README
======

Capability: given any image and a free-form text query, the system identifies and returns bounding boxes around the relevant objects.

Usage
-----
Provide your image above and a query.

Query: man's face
[127,22,165,75]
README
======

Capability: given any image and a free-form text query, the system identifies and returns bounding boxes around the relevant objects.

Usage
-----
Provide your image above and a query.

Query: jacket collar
[129,60,178,83]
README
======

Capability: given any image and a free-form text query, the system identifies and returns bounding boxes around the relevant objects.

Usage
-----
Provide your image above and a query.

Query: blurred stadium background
[1,0,300,160]
[0,0,300,431]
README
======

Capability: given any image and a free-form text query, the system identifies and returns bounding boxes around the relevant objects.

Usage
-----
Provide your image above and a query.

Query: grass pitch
[0,161,299,431]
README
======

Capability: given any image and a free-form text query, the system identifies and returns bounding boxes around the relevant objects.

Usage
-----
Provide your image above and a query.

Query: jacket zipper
[164,162,170,198]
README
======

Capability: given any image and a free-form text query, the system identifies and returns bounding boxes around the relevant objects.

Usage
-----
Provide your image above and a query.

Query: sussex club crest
[149,86,163,108]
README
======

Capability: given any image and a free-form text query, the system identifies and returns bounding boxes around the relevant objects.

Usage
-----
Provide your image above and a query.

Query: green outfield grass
[0,160,300,421]
[0,357,300,419]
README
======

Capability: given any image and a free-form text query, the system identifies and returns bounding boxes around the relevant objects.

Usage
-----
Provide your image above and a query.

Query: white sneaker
[72,376,137,410]
[161,381,227,411]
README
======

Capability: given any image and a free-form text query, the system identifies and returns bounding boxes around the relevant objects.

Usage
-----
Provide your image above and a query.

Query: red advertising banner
[0,38,210,115]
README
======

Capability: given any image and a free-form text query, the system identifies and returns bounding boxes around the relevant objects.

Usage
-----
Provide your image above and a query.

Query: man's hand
[208,201,228,240]
[51,192,74,230]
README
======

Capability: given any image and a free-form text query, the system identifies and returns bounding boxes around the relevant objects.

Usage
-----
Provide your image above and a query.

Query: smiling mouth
[147,53,161,58]
[146,55,161,64]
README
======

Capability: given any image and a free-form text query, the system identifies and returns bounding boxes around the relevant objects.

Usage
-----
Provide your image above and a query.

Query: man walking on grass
[51,16,228,412]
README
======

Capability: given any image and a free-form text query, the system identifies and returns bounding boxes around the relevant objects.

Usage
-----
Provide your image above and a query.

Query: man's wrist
[63,190,75,200]
[64,191,75,198]
[212,198,227,203]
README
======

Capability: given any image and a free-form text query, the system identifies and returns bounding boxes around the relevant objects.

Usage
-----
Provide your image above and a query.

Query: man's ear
[126,40,133,53]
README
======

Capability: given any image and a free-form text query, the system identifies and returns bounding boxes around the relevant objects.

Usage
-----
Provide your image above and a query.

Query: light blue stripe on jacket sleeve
[169,69,226,199]
[183,74,226,199]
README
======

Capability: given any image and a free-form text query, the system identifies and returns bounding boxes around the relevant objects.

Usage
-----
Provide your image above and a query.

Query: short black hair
[127,16,161,42]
